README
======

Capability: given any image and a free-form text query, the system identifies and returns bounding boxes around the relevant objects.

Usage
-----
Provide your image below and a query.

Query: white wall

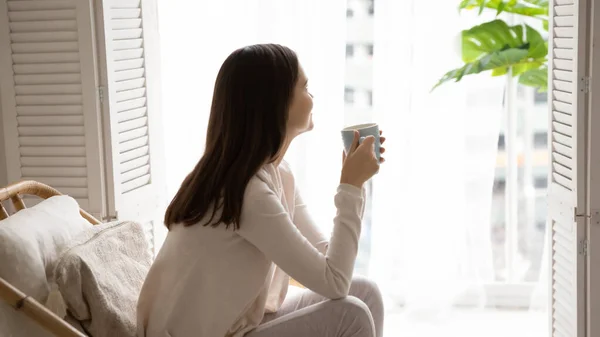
[0,91,7,187]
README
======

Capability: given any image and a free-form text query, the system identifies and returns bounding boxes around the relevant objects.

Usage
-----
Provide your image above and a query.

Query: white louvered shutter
[0,0,105,217]
[97,0,165,253]
[547,0,590,336]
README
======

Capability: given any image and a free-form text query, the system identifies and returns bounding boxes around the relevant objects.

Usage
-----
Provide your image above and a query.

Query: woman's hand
[340,130,385,189]
[342,130,386,164]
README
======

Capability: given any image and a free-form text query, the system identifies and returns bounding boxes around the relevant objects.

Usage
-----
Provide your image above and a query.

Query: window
[533,132,548,148]
[366,44,374,56]
[497,134,505,150]
[534,177,548,189]
[367,90,373,106]
[493,179,506,194]
[367,0,374,15]
[346,44,355,58]
[344,87,355,104]
[534,90,547,105]
[346,8,354,17]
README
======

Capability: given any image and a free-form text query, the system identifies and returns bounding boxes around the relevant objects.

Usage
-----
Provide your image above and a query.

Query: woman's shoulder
[246,161,295,196]
[278,160,295,183]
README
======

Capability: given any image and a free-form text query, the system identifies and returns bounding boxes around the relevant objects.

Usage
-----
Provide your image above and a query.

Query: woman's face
[287,65,314,137]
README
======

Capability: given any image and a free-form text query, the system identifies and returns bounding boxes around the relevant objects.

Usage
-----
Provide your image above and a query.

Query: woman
[137,44,385,337]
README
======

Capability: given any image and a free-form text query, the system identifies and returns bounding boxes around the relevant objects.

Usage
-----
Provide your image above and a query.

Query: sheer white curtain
[370,0,500,318]
[157,0,346,232]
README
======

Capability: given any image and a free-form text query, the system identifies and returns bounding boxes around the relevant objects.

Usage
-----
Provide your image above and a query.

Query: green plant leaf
[518,67,548,91]
[459,0,547,17]
[462,20,526,63]
[432,48,529,90]
[525,24,547,58]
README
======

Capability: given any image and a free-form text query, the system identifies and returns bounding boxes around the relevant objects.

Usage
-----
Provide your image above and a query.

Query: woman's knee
[350,276,383,306]
[330,296,376,336]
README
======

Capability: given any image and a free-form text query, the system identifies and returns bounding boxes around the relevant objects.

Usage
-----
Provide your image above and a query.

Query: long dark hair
[164,44,299,230]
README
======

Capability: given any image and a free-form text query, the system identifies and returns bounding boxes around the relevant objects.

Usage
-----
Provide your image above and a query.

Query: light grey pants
[247,276,384,337]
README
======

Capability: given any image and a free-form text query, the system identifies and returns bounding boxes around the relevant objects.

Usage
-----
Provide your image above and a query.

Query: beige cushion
[53,220,152,337]
[0,196,93,337]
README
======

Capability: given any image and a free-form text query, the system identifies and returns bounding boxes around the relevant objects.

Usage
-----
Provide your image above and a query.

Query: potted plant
[433,0,549,92]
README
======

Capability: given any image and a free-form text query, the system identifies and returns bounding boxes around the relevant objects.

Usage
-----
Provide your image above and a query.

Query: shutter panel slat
[554,90,573,103]
[11,41,78,53]
[553,80,573,93]
[118,107,146,122]
[112,28,142,40]
[114,58,144,71]
[553,69,573,82]
[553,121,572,135]
[13,62,80,74]
[115,78,144,92]
[554,48,574,60]
[20,146,85,156]
[18,126,84,136]
[12,52,80,64]
[7,1,74,11]
[114,68,144,81]
[21,156,85,167]
[121,174,150,193]
[553,132,573,148]
[554,59,574,70]
[20,176,86,187]
[15,84,82,95]
[120,155,149,173]
[0,0,105,216]
[553,111,572,126]
[121,165,149,183]
[19,136,85,146]
[120,145,148,162]
[554,27,574,38]
[119,127,148,144]
[21,167,86,177]
[119,116,147,132]
[8,9,75,22]
[111,9,141,19]
[115,87,145,102]
[10,31,78,43]
[111,18,141,30]
[554,142,573,158]
[114,48,143,61]
[116,97,146,112]
[553,152,572,173]
[553,100,573,114]
[112,38,143,50]
[113,0,142,9]
[14,73,80,85]
[17,105,82,115]
[554,38,574,48]
[119,135,148,153]
[9,20,77,33]
[15,94,81,105]
[17,115,83,125]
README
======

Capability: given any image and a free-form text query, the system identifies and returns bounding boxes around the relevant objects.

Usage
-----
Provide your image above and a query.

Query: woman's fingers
[380,147,386,154]
[380,136,386,145]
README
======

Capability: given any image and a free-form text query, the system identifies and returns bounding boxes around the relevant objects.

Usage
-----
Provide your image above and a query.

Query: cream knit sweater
[137,161,365,337]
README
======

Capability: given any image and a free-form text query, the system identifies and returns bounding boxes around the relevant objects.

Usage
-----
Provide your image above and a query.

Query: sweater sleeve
[293,188,330,254]
[293,186,367,256]
[237,183,364,299]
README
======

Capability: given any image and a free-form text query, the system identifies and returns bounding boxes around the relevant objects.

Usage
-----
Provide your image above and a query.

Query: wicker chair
[0,180,306,337]
[0,180,97,337]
